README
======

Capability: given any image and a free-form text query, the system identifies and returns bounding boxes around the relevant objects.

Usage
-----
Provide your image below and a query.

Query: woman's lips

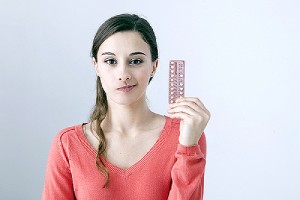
[117,85,135,92]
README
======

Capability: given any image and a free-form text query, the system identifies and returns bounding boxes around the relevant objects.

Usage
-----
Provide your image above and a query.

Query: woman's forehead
[98,31,151,56]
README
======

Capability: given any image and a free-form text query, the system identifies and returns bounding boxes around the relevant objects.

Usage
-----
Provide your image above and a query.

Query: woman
[42,13,210,200]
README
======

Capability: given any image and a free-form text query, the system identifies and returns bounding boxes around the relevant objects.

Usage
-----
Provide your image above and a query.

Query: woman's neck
[101,98,156,135]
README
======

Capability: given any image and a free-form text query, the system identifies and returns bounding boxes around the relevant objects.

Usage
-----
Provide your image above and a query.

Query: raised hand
[168,97,211,146]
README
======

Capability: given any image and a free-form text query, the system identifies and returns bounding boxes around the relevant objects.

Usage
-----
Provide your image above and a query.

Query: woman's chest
[70,147,175,200]
[105,129,162,169]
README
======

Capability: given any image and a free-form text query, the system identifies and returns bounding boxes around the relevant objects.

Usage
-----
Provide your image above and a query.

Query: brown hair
[89,13,158,187]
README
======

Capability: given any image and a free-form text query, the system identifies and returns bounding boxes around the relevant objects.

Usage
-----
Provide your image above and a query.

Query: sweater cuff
[177,144,204,157]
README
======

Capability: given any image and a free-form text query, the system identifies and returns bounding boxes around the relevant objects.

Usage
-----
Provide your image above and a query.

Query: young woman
[42,13,210,200]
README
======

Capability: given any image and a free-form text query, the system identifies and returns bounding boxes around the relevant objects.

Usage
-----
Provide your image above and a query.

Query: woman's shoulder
[157,116,180,140]
[149,114,180,133]
[52,123,83,145]
[165,116,180,129]
[47,124,87,158]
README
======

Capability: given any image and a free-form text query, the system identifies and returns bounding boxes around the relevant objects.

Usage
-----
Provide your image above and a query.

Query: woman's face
[94,31,158,106]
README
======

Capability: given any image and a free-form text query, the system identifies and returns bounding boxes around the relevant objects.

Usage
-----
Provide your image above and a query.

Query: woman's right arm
[42,133,75,200]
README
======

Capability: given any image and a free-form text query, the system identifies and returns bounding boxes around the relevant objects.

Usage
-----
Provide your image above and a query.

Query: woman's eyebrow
[130,52,146,56]
[101,52,146,56]
[101,52,115,56]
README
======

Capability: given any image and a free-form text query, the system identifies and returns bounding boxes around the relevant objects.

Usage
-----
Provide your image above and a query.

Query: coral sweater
[42,117,206,200]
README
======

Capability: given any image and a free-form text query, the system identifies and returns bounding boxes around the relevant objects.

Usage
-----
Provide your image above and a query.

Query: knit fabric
[42,117,206,200]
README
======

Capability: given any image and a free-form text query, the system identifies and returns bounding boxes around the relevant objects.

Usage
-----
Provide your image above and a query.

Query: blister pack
[169,60,185,104]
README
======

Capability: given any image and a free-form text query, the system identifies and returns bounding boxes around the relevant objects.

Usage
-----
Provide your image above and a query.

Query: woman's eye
[129,59,143,65]
[104,59,117,65]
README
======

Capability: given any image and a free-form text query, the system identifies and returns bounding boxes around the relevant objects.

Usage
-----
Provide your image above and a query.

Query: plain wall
[1,0,299,199]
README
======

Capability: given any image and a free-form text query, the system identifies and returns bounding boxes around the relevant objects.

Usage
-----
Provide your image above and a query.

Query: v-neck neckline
[75,116,172,176]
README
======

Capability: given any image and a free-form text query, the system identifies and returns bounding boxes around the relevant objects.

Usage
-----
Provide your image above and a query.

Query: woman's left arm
[168,97,210,199]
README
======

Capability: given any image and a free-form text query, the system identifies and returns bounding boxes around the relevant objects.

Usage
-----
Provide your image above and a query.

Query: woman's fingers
[167,97,211,146]
[168,104,199,116]
[169,97,211,119]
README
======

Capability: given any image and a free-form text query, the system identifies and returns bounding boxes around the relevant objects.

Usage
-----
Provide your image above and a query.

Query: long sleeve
[168,134,207,200]
[42,133,75,200]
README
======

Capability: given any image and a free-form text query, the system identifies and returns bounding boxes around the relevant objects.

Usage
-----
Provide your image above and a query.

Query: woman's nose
[118,68,131,81]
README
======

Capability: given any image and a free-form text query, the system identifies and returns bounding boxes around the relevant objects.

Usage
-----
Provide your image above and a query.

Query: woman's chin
[108,95,145,106]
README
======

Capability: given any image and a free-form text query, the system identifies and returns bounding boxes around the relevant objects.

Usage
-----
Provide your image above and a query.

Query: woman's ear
[92,57,100,76]
[151,59,159,77]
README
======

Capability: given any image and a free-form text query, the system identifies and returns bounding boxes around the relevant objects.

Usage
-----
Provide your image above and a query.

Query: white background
[1,0,299,199]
